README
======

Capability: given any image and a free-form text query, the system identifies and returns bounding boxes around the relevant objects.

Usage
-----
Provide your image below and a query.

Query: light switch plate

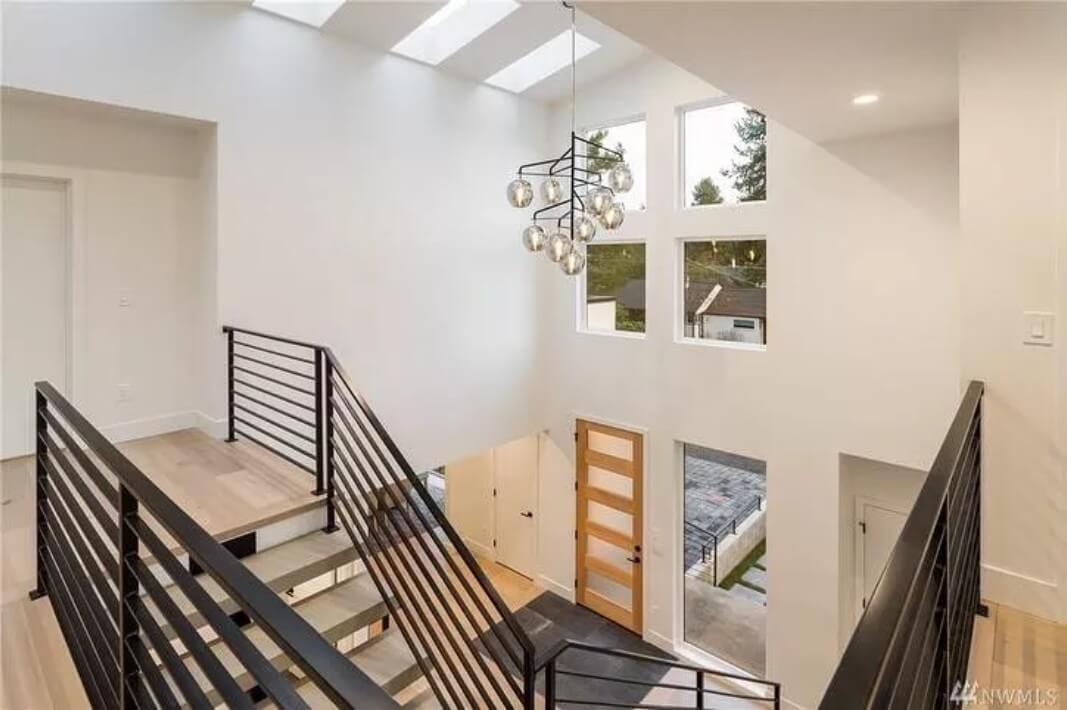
[1023,311,1054,346]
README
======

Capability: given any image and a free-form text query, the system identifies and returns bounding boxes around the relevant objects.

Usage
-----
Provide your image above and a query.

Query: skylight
[392,0,520,66]
[252,0,345,28]
[485,30,600,94]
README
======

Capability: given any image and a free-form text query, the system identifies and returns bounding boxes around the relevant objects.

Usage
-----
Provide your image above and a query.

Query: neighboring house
[611,279,767,344]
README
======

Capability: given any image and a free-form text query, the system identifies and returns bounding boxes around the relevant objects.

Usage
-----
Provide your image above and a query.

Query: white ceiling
[320,1,647,102]
[583,1,965,143]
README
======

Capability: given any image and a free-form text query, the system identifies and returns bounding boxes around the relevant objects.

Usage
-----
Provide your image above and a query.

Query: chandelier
[504,1,633,276]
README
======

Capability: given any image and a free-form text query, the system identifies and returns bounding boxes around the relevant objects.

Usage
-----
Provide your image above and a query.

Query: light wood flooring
[1,428,321,710]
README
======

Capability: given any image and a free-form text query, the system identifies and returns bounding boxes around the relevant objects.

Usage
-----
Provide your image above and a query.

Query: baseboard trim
[982,562,1061,621]
[99,411,198,444]
[463,537,493,560]
[195,411,227,439]
[538,574,574,602]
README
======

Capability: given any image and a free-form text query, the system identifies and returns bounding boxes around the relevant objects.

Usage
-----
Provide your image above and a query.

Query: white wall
[539,57,960,707]
[958,5,1067,624]
[445,450,495,558]
[1,92,215,439]
[1,1,548,467]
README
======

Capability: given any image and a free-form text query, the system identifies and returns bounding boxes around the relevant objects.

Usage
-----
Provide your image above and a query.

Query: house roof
[613,279,766,318]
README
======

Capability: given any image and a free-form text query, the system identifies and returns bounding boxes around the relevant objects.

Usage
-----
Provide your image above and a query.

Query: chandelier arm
[532,199,572,220]
[547,146,574,175]
[574,135,625,159]
[517,157,567,175]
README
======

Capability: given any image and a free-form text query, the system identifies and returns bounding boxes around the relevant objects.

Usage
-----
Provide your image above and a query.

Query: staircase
[28,325,784,709]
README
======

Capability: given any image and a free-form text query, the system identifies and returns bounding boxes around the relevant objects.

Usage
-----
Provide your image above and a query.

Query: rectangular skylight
[392,0,520,66]
[485,30,599,94]
[252,0,346,28]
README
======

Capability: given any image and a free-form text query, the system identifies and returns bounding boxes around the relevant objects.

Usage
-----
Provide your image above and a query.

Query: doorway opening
[681,443,766,674]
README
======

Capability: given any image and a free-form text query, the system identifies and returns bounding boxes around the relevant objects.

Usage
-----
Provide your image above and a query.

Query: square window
[585,119,646,212]
[583,242,646,335]
[681,102,766,207]
[681,239,766,345]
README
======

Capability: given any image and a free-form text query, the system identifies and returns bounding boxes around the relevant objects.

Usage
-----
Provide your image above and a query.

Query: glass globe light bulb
[608,163,634,193]
[588,187,613,216]
[545,231,573,263]
[522,224,546,252]
[560,249,586,276]
[507,178,533,208]
[573,214,597,243]
[541,177,563,204]
[598,202,626,230]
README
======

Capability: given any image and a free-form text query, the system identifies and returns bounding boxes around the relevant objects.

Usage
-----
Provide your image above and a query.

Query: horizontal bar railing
[820,380,984,710]
[683,493,762,586]
[31,380,397,709]
[538,639,781,709]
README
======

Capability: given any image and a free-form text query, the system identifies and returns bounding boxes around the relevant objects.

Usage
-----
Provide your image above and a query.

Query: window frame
[674,236,767,352]
[580,113,648,214]
[677,97,767,212]
[578,237,649,340]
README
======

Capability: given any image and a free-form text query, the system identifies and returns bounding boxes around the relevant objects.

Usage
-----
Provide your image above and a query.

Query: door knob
[520,511,533,518]
[626,556,641,564]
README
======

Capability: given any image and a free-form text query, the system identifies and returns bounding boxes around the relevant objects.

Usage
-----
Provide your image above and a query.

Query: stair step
[402,686,440,709]
[172,573,387,706]
[291,631,424,706]
[150,529,357,637]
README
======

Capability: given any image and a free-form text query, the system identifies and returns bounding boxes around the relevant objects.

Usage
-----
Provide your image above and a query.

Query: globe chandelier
[505,1,633,276]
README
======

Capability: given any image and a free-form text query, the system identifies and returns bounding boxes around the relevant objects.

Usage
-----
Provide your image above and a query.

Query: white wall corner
[537,574,574,602]
[98,411,198,444]
[195,411,228,440]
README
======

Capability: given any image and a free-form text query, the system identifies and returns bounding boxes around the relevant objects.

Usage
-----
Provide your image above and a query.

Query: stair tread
[148,529,356,633]
[174,574,386,703]
[293,632,423,705]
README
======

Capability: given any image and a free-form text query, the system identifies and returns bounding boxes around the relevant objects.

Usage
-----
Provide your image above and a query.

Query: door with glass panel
[575,419,643,633]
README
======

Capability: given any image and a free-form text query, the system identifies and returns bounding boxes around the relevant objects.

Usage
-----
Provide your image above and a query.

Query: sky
[595,119,648,211]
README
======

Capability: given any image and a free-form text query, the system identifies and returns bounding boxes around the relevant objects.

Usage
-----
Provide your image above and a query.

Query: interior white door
[2,175,68,460]
[857,501,907,618]
[494,435,538,579]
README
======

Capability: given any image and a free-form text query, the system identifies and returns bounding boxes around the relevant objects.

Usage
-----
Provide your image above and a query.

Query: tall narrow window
[584,242,646,335]
[586,119,647,211]
[682,443,767,673]
[681,239,766,346]
[682,102,766,207]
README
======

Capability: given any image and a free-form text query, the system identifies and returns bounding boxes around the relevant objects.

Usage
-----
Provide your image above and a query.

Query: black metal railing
[224,325,537,709]
[539,640,781,708]
[820,380,984,710]
[684,494,763,585]
[30,381,396,709]
[223,325,785,709]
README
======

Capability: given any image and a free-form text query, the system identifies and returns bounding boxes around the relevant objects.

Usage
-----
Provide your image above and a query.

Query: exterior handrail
[34,381,396,709]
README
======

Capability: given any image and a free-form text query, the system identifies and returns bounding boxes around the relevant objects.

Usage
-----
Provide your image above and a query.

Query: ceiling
[314,1,646,103]
[583,1,965,142]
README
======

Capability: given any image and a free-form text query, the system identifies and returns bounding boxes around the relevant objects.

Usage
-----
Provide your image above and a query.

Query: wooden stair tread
[147,529,356,636]
[293,632,423,706]
[174,574,386,704]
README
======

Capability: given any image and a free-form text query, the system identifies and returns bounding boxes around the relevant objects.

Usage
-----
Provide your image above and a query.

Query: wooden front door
[575,419,643,633]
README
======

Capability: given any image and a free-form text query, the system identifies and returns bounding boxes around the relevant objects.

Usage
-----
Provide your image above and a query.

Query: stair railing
[31,381,396,709]
[538,640,781,708]
[223,325,536,709]
[820,381,985,709]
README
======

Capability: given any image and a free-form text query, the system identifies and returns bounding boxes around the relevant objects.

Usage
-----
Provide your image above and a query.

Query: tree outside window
[684,102,767,207]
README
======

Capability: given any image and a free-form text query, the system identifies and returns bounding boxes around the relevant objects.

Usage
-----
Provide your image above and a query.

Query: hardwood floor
[0,428,321,710]
[968,600,1067,709]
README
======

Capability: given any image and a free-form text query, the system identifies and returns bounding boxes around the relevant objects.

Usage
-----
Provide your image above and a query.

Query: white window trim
[677,97,768,212]
[674,236,767,351]
[579,114,648,214]
[577,238,648,339]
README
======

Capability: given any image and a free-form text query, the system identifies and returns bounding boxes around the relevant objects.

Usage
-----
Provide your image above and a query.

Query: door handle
[520,511,533,518]
[626,556,641,564]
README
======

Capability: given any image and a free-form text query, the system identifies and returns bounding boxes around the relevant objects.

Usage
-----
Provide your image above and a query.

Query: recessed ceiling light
[392,0,520,66]
[485,30,599,94]
[252,0,345,28]
[852,93,880,106]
